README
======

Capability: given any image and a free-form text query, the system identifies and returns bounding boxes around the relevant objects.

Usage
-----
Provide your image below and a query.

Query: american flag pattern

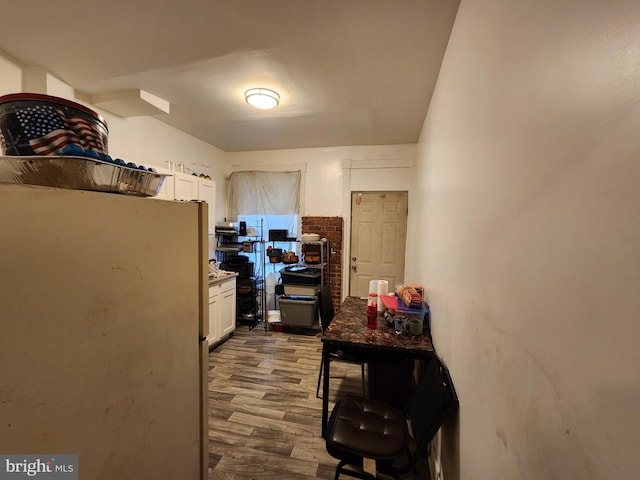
[15,104,107,156]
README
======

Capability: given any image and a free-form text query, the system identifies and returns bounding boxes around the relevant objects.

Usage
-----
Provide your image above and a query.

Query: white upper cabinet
[150,170,216,234]
[174,173,198,201]
[196,178,216,235]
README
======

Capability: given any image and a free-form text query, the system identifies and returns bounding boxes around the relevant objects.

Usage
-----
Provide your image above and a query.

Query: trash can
[278,295,318,327]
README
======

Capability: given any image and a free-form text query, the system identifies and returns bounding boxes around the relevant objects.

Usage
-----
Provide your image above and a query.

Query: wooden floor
[207,323,365,480]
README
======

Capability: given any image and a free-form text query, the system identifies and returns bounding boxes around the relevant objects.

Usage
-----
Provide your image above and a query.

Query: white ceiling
[0,0,459,152]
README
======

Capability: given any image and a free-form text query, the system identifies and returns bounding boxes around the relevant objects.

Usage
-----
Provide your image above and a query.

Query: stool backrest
[317,284,335,332]
[408,355,459,446]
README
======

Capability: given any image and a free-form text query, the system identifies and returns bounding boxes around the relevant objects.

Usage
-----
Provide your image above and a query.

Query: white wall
[0,53,21,93]
[415,1,640,479]
[227,145,418,297]
[0,53,228,224]
[104,114,227,223]
[226,144,416,217]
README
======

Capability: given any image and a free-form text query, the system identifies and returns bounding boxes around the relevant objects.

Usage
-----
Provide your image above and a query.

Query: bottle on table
[367,293,378,329]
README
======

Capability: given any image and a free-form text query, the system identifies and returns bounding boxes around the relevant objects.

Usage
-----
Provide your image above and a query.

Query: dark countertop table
[320,296,435,436]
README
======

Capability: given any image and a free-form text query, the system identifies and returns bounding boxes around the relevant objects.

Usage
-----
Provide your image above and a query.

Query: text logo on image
[0,455,77,479]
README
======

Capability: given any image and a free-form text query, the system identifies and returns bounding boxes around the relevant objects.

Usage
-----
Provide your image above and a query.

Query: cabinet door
[197,179,216,235]
[220,279,236,337]
[174,173,198,201]
[208,285,220,347]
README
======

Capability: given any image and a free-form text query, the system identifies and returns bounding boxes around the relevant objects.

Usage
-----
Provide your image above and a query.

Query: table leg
[321,343,331,438]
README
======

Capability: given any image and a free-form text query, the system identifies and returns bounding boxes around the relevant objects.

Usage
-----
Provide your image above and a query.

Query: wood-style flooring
[207,324,361,479]
[207,324,430,480]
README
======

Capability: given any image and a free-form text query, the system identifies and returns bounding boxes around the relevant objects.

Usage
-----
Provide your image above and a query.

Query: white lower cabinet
[208,284,221,346]
[207,277,236,347]
[219,278,236,338]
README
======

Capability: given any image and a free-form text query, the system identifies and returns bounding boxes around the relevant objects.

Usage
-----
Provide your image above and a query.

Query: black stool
[325,354,458,480]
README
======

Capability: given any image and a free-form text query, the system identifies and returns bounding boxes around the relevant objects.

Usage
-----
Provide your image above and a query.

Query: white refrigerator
[0,183,209,480]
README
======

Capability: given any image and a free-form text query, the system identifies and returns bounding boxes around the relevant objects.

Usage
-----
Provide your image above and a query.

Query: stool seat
[327,395,407,459]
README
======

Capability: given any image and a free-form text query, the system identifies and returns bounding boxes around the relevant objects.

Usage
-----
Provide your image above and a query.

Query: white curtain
[227,170,301,235]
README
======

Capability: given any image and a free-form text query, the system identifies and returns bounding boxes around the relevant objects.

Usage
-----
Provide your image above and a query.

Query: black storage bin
[280,266,321,285]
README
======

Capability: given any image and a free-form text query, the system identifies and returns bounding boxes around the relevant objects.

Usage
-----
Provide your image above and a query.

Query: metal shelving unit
[215,220,266,331]
[268,239,330,297]
[300,240,330,287]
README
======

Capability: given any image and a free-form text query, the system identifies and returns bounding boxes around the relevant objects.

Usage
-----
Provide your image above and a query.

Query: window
[227,171,301,238]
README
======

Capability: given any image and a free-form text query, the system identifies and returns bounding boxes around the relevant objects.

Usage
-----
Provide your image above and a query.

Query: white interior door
[349,192,408,297]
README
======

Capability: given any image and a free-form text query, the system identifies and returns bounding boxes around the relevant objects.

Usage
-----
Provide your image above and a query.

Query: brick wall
[301,216,343,309]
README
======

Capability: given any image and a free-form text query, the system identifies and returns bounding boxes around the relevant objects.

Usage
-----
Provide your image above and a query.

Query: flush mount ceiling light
[244,88,280,109]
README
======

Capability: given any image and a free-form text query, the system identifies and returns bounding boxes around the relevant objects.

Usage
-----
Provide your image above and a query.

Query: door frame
[340,158,418,301]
